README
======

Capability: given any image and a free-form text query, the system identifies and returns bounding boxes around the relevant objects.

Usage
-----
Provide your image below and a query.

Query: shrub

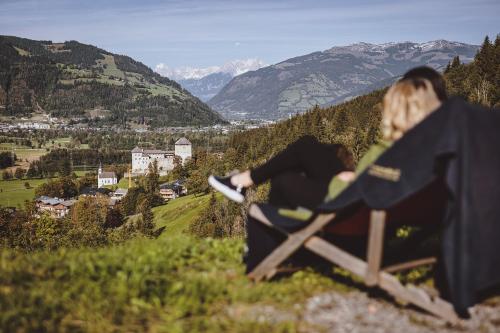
[14,168,26,179]
[2,170,13,180]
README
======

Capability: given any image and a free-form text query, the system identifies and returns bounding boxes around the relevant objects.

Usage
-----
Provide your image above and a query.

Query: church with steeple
[97,163,117,188]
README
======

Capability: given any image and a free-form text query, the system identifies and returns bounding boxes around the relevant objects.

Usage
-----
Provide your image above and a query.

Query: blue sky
[1,0,499,70]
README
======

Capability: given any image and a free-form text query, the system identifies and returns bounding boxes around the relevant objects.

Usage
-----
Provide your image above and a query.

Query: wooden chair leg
[379,272,460,323]
[247,205,335,281]
[365,211,386,286]
[304,234,460,324]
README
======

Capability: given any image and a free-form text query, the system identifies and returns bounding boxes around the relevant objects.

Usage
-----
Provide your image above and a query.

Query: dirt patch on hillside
[229,290,500,333]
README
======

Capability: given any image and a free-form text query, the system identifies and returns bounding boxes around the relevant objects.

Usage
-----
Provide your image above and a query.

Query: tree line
[26,148,130,178]
[445,35,500,108]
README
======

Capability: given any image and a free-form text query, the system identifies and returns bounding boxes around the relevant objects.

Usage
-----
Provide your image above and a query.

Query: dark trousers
[245,136,353,273]
[250,135,351,210]
[245,215,366,273]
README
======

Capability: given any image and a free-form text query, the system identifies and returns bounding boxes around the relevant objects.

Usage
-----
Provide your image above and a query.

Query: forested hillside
[0,36,226,127]
[226,35,499,171]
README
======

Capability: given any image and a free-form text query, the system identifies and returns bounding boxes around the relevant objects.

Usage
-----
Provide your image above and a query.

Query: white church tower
[174,137,192,165]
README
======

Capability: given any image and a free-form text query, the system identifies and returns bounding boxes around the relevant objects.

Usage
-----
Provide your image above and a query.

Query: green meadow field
[0,172,91,207]
[0,178,49,207]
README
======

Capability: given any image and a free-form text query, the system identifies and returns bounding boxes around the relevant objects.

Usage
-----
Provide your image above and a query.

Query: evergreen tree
[451,56,461,69]
[14,168,26,179]
[60,158,72,177]
[144,160,159,194]
[475,36,494,79]
[2,170,13,180]
[137,196,155,236]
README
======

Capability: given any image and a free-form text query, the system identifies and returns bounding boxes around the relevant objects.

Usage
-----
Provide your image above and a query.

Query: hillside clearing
[153,194,213,235]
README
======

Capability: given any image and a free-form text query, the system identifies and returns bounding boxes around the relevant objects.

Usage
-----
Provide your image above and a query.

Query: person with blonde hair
[209,67,446,210]
[382,78,442,141]
[323,77,442,200]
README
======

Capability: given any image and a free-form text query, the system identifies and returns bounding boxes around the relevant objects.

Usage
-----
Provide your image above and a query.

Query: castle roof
[175,137,191,145]
[144,149,170,154]
[131,147,173,155]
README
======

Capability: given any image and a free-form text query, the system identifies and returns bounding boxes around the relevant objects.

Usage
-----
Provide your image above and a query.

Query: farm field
[0,172,92,207]
[0,178,49,207]
[0,143,47,169]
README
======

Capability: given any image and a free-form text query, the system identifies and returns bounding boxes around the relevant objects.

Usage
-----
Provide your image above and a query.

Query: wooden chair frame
[247,204,460,323]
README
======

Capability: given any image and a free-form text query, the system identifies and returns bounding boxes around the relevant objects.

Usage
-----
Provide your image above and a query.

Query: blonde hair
[382,78,441,141]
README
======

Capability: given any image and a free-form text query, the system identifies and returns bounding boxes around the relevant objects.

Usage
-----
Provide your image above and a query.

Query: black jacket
[319,98,500,316]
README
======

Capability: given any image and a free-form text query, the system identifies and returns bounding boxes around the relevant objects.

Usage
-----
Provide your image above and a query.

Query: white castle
[131,137,192,176]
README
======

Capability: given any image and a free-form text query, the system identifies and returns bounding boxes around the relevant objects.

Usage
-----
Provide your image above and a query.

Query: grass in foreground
[0,192,352,332]
[0,234,349,333]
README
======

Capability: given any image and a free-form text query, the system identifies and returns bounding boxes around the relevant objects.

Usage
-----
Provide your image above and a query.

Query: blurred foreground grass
[0,234,348,332]
[0,193,351,332]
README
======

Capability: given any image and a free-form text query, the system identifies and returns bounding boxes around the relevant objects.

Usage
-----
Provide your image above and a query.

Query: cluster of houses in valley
[35,138,192,219]
[35,188,129,219]
[35,197,77,219]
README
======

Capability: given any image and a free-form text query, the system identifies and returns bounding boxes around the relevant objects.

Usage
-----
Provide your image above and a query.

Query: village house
[98,165,117,188]
[131,137,192,176]
[111,188,128,200]
[79,187,112,197]
[174,137,192,165]
[159,181,187,201]
[35,196,76,219]
[159,187,177,201]
[110,188,128,201]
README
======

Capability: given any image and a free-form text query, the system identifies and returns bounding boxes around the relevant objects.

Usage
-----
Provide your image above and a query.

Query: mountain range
[0,36,226,127]
[208,40,479,120]
[155,59,266,101]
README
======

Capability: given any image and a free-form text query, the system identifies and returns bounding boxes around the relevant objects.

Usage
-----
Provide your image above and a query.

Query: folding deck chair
[244,98,500,324]
[245,98,500,324]
[247,178,460,323]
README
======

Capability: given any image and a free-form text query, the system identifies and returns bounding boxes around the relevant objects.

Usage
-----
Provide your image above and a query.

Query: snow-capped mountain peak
[155,58,266,80]
[326,40,470,54]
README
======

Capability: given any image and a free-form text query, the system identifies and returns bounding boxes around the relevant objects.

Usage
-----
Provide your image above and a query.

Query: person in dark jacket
[209,66,447,210]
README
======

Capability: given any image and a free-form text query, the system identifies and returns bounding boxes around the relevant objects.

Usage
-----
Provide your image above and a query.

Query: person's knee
[271,172,294,190]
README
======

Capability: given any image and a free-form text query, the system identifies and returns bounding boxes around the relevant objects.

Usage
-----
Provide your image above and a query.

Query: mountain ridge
[208,40,479,120]
[0,35,226,127]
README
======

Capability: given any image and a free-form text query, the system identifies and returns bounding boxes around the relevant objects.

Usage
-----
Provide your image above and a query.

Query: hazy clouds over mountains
[155,59,266,101]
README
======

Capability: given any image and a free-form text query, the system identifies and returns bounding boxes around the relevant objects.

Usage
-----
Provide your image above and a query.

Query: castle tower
[174,137,192,165]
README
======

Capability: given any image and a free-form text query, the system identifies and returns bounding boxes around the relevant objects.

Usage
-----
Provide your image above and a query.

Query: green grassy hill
[0,189,348,333]
[153,194,214,235]
[0,233,346,332]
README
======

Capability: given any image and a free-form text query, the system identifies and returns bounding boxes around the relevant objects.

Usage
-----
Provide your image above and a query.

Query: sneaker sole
[208,175,245,203]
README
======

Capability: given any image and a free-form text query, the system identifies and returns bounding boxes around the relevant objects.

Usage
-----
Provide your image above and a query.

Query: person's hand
[337,171,356,182]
